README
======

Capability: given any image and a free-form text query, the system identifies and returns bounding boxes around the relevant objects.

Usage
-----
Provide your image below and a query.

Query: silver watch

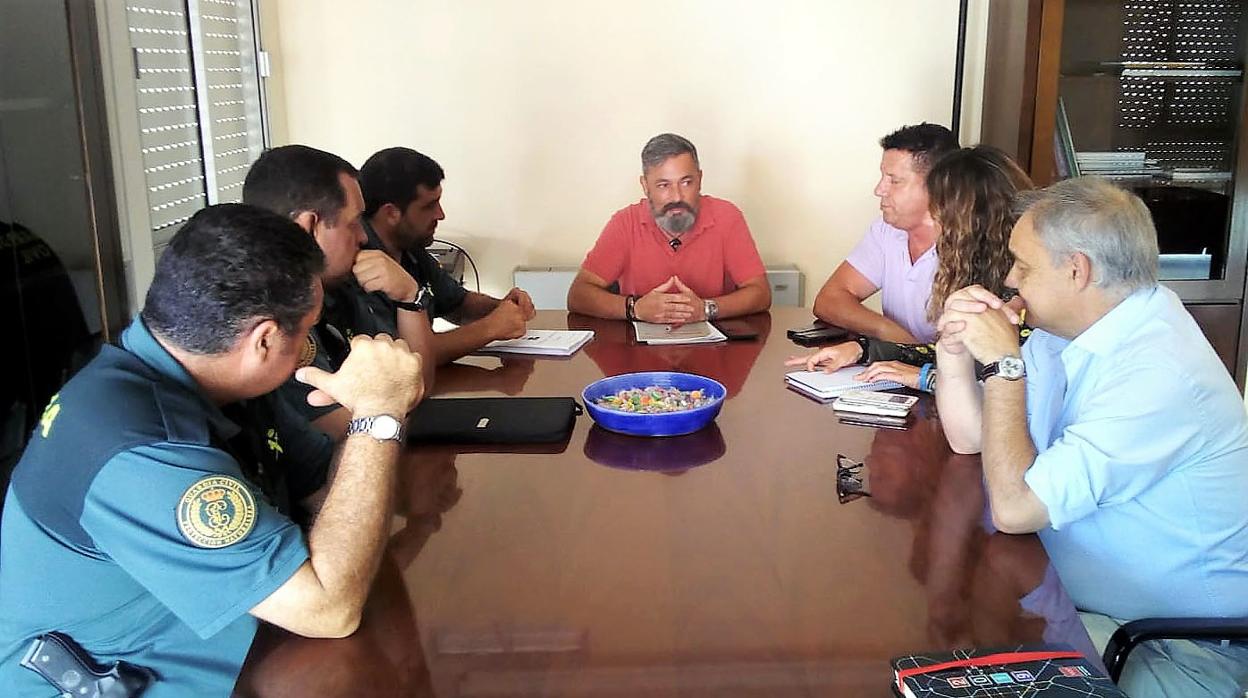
[346,414,406,442]
[982,355,1026,381]
[703,298,719,321]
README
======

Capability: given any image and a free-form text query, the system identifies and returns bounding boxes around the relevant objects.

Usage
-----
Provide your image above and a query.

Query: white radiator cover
[514,265,804,310]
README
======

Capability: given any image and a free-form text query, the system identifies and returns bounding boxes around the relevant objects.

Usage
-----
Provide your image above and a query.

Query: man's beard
[653,202,697,234]
[399,222,437,250]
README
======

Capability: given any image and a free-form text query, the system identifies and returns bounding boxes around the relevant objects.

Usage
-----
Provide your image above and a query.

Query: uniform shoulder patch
[176,476,257,548]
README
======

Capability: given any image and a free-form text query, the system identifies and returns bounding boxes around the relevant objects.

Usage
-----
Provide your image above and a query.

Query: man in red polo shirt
[567,133,771,324]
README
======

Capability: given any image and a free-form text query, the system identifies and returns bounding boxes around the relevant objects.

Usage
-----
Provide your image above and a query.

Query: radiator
[513,265,804,310]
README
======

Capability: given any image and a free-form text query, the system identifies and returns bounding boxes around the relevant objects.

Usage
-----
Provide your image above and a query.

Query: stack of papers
[785,367,903,403]
[479,329,594,356]
[632,321,727,345]
[832,390,918,417]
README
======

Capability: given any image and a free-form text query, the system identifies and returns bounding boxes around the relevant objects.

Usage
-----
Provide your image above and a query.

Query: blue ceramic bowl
[582,371,726,437]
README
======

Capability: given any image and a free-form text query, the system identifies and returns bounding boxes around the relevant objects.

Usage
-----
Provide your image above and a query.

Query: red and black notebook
[891,644,1127,698]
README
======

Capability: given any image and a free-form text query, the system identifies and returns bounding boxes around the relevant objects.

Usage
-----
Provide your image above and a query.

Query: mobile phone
[788,321,826,335]
[713,319,759,341]
[787,320,850,347]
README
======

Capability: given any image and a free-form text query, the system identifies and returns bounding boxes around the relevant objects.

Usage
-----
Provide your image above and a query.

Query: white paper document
[479,329,594,356]
[632,321,727,345]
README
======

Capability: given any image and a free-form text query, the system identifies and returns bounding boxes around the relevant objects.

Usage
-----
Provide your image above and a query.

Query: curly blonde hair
[925,146,1034,323]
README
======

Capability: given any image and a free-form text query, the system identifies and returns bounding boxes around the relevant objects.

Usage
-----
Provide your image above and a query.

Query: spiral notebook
[785,367,904,403]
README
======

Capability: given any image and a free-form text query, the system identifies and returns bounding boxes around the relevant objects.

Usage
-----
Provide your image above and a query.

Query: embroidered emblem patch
[176,476,257,548]
[297,335,318,369]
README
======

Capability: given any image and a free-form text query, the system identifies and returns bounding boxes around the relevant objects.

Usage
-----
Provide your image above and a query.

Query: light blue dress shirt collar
[1063,285,1158,359]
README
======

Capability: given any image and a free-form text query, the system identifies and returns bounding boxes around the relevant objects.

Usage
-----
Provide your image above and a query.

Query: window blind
[124,0,266,258]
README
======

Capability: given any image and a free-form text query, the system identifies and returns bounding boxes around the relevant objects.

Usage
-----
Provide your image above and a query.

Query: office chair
[1102,617,1248,682]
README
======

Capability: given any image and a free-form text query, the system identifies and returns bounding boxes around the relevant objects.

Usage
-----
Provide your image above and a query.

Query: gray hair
[641,133,699,172]
[1015,176,1158,295]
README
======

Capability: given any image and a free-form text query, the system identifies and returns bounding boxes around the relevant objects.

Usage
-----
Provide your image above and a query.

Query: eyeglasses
[836,454,871,504]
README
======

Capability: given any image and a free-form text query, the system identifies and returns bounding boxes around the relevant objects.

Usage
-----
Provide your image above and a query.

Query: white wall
[265,0,982,304]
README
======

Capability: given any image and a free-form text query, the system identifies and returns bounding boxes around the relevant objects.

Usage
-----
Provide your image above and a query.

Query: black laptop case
[406,397,581,445]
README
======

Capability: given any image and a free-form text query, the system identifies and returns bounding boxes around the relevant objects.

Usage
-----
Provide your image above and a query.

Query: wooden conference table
[235,307,1101,698]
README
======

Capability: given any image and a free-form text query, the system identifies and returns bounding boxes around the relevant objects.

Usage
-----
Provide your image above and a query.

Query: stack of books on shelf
[1075,151,1159,183]
[1169,167,1233,184]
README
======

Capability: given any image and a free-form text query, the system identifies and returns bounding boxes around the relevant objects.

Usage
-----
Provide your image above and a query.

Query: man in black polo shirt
[359,147,536,364]
[244,145,436,439]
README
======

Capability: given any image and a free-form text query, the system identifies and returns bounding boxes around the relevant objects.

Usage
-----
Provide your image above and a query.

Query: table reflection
[854,414,1102,668]
[235,555,433,698]
[235,308,1099,697]
[583,423,727,472]
[432,357,537,397]
[235,445,463,697]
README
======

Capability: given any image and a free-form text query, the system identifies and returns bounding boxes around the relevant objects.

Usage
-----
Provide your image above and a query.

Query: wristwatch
[981,355,1026,381]
[703,298,719,321]
[853,334,872,364]
[393,285,433,313]
[346,414,406,443]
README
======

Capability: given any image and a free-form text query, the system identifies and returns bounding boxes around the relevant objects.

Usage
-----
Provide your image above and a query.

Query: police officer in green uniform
[243,145,437,441]
[358,146,537,365]
[0,204,423,696]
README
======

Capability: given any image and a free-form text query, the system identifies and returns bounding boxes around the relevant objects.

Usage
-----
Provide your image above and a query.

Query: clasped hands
[484,287,536,340]
[633,276,706,325]
[936,285,1022,364]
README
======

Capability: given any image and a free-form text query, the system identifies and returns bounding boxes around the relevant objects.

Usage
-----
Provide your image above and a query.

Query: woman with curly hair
[786,145,1034,391]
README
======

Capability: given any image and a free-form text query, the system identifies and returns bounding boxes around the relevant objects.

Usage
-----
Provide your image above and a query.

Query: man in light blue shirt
[934,176,1248,698]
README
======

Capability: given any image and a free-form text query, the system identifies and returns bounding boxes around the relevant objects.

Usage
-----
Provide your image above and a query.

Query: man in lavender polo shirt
[813,123,958,343]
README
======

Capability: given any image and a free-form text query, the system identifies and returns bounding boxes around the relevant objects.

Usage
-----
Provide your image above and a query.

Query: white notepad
[479,329,594,356]
[632,321,727,345]
[784,367,904,401]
